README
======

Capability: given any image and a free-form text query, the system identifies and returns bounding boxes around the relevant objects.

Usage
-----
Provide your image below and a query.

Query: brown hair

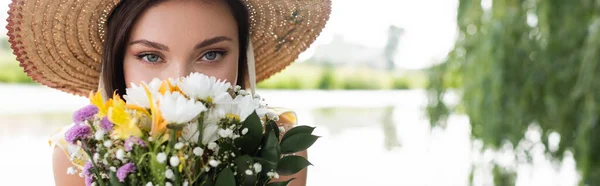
[102,0,249,98]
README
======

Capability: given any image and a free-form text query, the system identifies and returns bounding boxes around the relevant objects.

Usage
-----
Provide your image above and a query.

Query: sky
[0,0,459,69]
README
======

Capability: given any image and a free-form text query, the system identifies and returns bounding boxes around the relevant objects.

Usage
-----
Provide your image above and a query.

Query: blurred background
[0,0,596,185]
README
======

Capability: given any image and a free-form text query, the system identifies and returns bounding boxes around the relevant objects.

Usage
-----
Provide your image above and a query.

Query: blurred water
[0,84,579,186]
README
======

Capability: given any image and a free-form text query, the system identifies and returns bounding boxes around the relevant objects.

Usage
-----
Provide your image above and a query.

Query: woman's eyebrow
[129,39,170,51]
[194,36,233,49]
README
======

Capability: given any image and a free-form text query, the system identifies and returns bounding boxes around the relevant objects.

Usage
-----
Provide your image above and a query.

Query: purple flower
[83,162,93,177]
[100,117,113,131]
[64,124,91,145]
[116,163,136,182]
[124,136,147,152]
[73,105,99,124]
[84,174,93,186]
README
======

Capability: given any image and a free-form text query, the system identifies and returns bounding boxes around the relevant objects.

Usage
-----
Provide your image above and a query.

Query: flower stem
[82,143,105,186]
[197,113,205,145]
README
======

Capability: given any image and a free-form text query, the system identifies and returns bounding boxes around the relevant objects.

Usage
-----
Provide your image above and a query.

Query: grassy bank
[258,63,428,90]
[0,55,428,90]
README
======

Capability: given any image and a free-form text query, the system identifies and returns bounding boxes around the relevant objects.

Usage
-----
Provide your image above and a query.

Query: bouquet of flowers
[65,72,318,186]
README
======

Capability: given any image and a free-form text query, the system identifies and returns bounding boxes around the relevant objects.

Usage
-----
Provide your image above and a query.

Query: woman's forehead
[129,0,239,46]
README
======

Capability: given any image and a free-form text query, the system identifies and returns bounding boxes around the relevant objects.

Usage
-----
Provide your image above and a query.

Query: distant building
[310,35,388,69]
[309,26,404,70]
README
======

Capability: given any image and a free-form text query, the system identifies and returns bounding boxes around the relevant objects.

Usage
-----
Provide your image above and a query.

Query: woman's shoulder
[49,123,89,170]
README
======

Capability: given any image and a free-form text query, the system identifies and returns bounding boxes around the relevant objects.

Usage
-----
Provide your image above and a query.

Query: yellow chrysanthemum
[158,78,185,96]
[108,93,143,140]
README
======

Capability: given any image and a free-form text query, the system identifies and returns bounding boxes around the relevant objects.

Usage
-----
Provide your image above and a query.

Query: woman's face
[124,0,240,87]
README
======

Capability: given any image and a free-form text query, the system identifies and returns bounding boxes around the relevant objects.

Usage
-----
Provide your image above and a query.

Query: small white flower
[110,166,117,172]
[267,172,275,178]
[116,149,125,161]
[93,153,100,162]
[232,134,240,139]
[174,142,184,150]
[274,173,280,179]
[66,167,77,175]
[145,182,154,186]
[183,181,189,186]
[209,159,220,167]
[193,147,204,156]
[103,140,112,148]
[218,128,234,138]
[148,137,153,142]
[204,166,211,172]
[159,91,207,124]
[91,182,97,186]
[241,128,248,135]
[170,156,180,167]
[165,169,174,179]
[278,126,286,133]
[245,169,253,175]
[208,142,218,150]
[231,152,236,157]
[94,130,105,140]
[273,115,280,122]
[253,163,262,172]
[157,153,167,164]
[166,182,173,186]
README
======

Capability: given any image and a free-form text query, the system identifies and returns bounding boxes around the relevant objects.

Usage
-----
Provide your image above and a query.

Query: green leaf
[109,171,126,186]
[280,134,319,154]
[281,126,315,142]
[266,120,280,141]
[260,131,281,162]
[266,178,296,186]
[276,155,312,176]
[253,157,277,174]
[234,155,257,185]
[239,111,263,154]
[215,168,236,186]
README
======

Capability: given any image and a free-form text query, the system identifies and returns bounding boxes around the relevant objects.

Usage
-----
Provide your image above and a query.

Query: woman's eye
[137,54,162,63]
[200,51,225,61]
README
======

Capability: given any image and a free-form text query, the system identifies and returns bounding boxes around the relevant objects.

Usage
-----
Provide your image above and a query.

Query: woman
[6,0,330,185]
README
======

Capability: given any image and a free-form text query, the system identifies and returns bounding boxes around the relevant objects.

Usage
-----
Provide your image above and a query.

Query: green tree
[427,0,600,185]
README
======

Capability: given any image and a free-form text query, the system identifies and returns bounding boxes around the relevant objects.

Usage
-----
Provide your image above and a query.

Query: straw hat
[6,0,331,96]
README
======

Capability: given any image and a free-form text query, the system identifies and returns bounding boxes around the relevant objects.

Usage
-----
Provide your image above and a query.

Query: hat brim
[7,0,331,96]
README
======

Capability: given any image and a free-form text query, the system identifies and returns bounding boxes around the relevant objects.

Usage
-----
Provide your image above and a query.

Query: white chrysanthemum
[159,91,207,124]
[157,152,167,164]
[201,118,220,145]
[193,147,204,156]
[165,169,174,179]
[214,94,262,122]
[170,156,180,167]
[124,78,162,108]
[177,73,232,103]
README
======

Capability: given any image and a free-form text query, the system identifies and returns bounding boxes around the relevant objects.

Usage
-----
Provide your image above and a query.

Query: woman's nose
[165,60,193,79]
